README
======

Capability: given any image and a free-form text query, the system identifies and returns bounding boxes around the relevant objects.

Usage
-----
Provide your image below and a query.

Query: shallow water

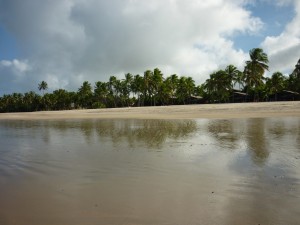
[0,118,299,225]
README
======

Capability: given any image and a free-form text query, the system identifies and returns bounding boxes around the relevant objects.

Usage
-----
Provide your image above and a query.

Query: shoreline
[0,101,300,120]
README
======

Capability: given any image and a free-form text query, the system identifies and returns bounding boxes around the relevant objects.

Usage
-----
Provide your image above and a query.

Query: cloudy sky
[0,0,299,95]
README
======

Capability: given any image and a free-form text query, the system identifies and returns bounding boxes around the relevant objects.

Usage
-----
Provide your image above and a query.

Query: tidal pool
[0,118,299,225]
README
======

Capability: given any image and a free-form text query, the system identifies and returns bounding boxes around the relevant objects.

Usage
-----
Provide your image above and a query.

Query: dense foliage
[1,48,299,112]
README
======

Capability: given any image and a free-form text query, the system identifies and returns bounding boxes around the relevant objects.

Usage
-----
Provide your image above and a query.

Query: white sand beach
[0,101,300,120]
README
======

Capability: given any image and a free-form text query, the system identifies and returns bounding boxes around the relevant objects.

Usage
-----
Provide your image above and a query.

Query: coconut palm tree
[165,74,179,105]
[42,93,55,110]
[234,70,245,90]
[132,74,144,106]
[108,76,119,107]
[266,72,286,101]
[244,48,269,101]
[176,76,195,104]
[204,70,232,103]
[225,64,243,89]
[225,65,244,102]
[38,81,48,95]
[152,68,164,106]
[176,76,188,104]
[143,70,153,106]
[52,89,72,110]
[123,73,133,106]
[203,77,215,103]
[78,81,93,108]
[186,76,195,101]
[23,91,41,111]
[293,58,300,76]
[94,81,109,107]
[287,59,300,93]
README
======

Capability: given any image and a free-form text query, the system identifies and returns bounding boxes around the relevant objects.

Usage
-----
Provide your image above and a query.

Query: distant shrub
[92,102,106,109]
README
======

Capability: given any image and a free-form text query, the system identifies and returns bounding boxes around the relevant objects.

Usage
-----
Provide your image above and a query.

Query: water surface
[0,118,299,225]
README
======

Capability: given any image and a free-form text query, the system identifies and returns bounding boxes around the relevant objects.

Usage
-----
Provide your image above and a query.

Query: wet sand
[0,118,299,225]
[0,101,300,120]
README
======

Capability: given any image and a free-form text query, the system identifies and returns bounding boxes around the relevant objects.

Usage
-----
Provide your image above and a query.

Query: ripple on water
[0,118,299,225]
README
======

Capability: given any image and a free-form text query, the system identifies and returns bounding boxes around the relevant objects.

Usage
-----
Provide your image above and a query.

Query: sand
[0,101,300,120]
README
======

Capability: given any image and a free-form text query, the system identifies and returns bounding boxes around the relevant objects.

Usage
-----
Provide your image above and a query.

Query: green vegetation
[38,81,48,95]
[1,48,300,112]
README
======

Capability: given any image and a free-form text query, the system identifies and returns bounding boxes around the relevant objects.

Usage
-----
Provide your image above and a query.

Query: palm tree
[52,89,72,110]
[94,81,109,107]
[23,91,41,111]
[114,79,123,107]
[165,74,179,105]
[132,74,144,106]
[42,93,55,110]
[176,77,187,104]
[287,59,300,93]
[234,70,245,90]
[186,76,195,102]
[123,73,133,106]
[224,65,244,102]
[293,58,300,76]
[225,65,241,89]
[143,70,153,106]
[159,80,171,105]
[176,76,195,104]
[108,76,120,107]
[38,81,48,95]
[204,70,232,103]
[1,93,24,112]
[152,68,164,106]
[78,81,93,108]
[266,72,286,101]
[194,84,205,97]
[244,48,269,101]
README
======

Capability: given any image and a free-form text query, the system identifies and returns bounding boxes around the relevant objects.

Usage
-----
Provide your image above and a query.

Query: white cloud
[273,0,295,7]
[0,59,31,93]
[0,59,30,73]
[0,0,264,94]
[261,0,300,74]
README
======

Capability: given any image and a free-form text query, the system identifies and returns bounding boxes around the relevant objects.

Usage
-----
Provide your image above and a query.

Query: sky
[0,0,299,95]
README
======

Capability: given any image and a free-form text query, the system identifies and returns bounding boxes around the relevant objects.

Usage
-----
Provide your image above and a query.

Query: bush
[92,102,106,109]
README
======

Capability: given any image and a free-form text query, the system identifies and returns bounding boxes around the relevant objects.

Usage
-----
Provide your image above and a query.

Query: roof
[233,91,248,96]
[282,90,300,95]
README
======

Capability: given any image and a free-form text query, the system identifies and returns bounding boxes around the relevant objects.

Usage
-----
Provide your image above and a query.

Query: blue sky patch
[0,25,20,60]
[233,1,295,51]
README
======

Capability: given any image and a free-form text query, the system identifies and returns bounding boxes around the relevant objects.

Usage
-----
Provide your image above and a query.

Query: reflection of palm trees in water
[57,118,292,162]
[296,118,300,150]
[207,118,270,164]
[207,119,242,150]
[79,121,94,143]
[73,119,198,149]
[246,118,269,165]
[0,119,197,149]
[223,118,300,225]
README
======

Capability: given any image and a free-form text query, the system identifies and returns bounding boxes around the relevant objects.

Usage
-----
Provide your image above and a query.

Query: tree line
[0,48,299,112]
